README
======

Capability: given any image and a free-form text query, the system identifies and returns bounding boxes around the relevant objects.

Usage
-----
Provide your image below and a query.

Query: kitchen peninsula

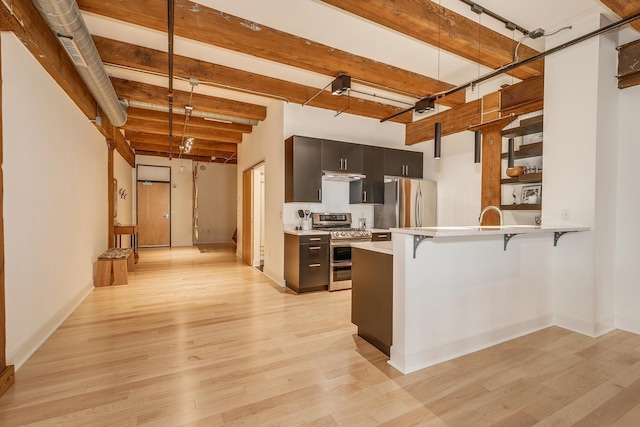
[357,225,588,374]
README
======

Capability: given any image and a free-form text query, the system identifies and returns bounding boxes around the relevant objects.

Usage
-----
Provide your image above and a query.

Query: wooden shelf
[501,172,542,184]
[501,204,542,211]
[501,116,543,138]
[501,142,543,159]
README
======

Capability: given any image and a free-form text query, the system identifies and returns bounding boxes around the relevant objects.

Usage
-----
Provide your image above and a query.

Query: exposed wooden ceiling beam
[599,0,640,32]
[77,0,465,107]
[617,39,640,88]
[135,150,237,164]
[0,0,135,166]
[123,132,238,152]
[94,36,413,124]
[406,76,544,146]
[122,118,243,144]
[129,142,235,158]
[111,78,266,122]
[126,108,253,133]
[320,0,543,81]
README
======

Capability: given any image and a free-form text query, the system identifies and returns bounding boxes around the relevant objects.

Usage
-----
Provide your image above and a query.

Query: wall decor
[521,184,541,204]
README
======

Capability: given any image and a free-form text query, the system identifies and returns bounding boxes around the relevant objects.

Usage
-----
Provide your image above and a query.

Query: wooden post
[469,115,518,226]
[108,140,115,248]
[0,36,16,397]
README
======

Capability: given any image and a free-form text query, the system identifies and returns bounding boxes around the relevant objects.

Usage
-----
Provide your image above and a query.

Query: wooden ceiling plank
[599,0,640,32]
[77,0,465,107]
[122,118,243,143]
[94,36,413,124]
[126,108,253,133]
[320,0,543,80]
[112,78,266,122]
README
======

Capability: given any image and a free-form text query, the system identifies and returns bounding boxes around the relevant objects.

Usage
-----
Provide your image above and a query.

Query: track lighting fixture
[434,122,442,159]
[331,74,351,95]
[415,97,435,114]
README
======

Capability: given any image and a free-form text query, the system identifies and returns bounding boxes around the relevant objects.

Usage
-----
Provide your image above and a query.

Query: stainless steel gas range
[312,213,371,291]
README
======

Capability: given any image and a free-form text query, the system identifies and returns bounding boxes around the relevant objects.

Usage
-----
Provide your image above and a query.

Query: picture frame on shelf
[522,184,542,204]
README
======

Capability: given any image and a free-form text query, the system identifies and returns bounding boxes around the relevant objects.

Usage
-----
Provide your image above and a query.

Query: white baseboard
[554,313,598,337]
[262,266,285,287]
[389,315,554,375]
[616,316,640,335]
[8,282,94,371]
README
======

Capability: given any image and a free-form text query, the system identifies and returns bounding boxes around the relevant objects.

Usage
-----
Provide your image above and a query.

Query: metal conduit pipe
[121,100,260,126]
[33,0,127,127]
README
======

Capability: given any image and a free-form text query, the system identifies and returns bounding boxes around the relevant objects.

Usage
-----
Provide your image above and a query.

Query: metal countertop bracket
[554,231,575,246]
[503,233,520,251]
[413,235,433,258]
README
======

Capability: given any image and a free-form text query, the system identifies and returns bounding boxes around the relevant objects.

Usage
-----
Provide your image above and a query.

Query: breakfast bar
[386,225,588,374]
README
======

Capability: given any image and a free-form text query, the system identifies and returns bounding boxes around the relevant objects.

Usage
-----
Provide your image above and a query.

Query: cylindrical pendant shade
[434,122,442,159]
[474,131,481,164]
[508,138,515,168]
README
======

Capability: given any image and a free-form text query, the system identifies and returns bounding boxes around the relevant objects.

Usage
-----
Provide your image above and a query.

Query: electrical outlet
[562,209,570,220]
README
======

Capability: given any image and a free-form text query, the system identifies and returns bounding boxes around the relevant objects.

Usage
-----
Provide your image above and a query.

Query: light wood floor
[1,245,640,426]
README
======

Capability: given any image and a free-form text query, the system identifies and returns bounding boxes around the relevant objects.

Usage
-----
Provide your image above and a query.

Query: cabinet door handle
[318,188,322,201]
[363,190,367,202]
[401,165,406,175]
[340,158,344,170]
[344,158,348,170]
[405,165,409,175]
[309,238,322,241]
[377,234,388,239]
[309,246,321,250]
[309,264,321,268]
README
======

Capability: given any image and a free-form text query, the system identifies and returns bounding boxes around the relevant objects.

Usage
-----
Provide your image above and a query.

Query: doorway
[241,162,266,268]
[253,164,265,270]
[137,165,171,247]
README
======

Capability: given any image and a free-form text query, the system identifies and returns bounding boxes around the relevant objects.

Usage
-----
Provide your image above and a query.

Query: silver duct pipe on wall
[121,99,260,126]
[33,0,127,127]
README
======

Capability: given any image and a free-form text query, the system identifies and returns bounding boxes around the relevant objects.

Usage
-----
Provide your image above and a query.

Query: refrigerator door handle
[415,185,423,227]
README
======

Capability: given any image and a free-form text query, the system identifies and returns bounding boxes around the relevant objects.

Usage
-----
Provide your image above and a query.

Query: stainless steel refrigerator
[374,178,437,229]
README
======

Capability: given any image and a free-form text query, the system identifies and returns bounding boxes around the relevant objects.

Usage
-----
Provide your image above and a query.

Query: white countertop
[351,241,393,255]
[390,224,589,237]
[284,230,330,236]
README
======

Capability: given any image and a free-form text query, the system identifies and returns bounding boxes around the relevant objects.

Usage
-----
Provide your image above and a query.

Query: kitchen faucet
[478,205,503,226]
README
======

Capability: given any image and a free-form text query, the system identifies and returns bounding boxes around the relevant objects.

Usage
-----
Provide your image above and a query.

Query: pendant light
[473,10,482,165]
[433,0,442,160]
[434,122,442,159]
[508,138,515,168]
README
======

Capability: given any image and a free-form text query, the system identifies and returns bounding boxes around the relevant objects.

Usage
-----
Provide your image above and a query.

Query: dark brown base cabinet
[351,247,393,356]
[284,233,329,293]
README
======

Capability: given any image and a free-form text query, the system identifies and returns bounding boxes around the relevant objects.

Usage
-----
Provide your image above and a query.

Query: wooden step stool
[95,248,134,287]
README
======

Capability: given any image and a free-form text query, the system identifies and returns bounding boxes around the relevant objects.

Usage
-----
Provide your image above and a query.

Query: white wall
[237,100,285,285]
[543,15,620,336]
[134,155,194,247]
[2,33,107,369]
[113,151,133,248]
[615,84,640,334]
[195,163,237,244]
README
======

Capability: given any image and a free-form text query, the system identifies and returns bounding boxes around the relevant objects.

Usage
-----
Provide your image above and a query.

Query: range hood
[322,171,366,182]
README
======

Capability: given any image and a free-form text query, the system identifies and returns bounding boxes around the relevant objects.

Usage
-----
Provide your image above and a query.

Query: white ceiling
[83,0,628,114]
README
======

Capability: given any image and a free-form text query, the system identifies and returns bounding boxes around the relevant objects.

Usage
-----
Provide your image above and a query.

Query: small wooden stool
[95,248,134,287]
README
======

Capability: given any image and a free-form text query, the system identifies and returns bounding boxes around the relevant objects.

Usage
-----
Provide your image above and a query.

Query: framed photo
[521,184,542,203]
